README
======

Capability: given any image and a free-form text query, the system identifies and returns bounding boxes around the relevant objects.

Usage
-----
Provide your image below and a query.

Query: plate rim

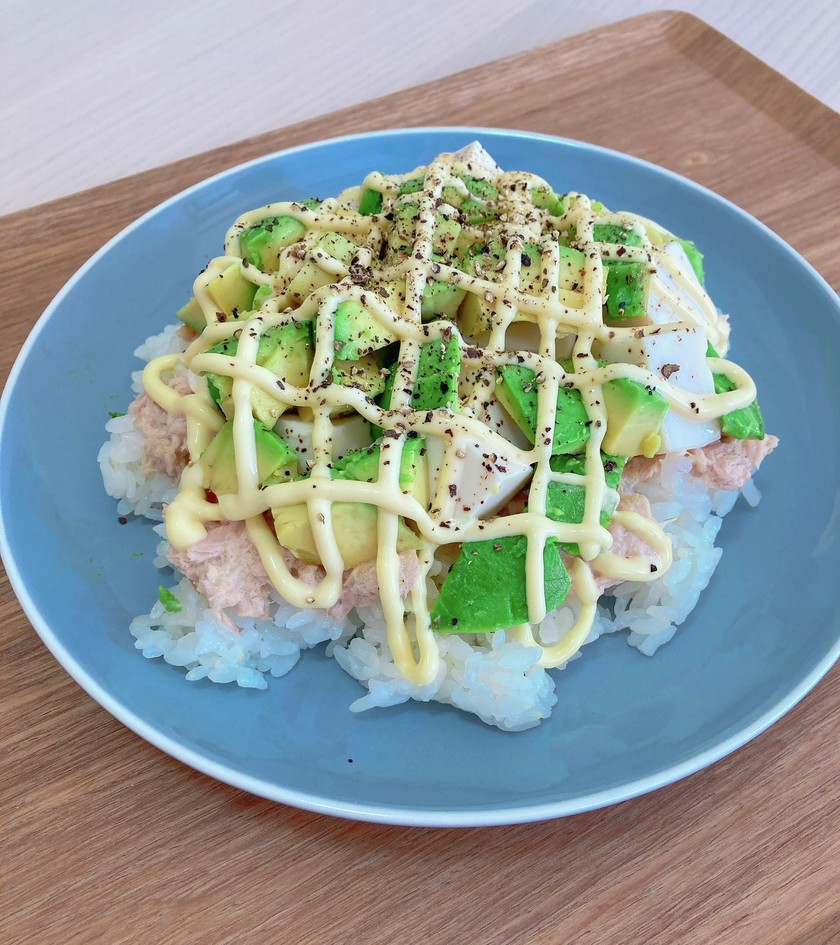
[2,125,839,827]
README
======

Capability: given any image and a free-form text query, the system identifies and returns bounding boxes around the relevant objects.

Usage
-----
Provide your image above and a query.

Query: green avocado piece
[604,260,648,324]
[239,216,306,272]
[413,335,461,412]
[205,263,258,321]
[601,377,668,457]
[252,284,273,308]
[201,420,297,495]
[331,437,427,505]
[389,202,462,259]
[331,352,389,400]
[706,342,765,439]
[334,299,398,360]
[421,280,466,321]
[398,176,424,195]
[531,186,567,216]
[712,370,766,440]
[272,502,422,568]
[677,238,705,284]
[431,535,571,633]
[545,453,627,555]
[176,296,205,332]
[285,232,359,305]
[359,188,383,216]
[496,364,591,454]
[458,174,499,201]
[205,321,313,425]
[593,223,643,247]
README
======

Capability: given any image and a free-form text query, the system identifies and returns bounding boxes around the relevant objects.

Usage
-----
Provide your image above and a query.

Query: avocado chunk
[545,453,626,554]
[388,202,462,260]
[604,260,648,324]
[332,437,428,506]
[272,502,422,568]
[413,335,461,412]
[421,280,466,321]
[677,238,704,284]
[496,364,591,455]
[714,373,765,439]
[205,321,313,426]
[359,188,383,216]
[398,176,424,195]
[706,342,765,439]
[239,216,306,272]
[205,263,259,321]
[431,535,571,633]
[531,186,567,216]
[593,224,643,247]
[176,296,205,332]
[332,352,389,399]
[334,299,398,360]
[601,377,668,457]
[201,420,297,495]
[286,232,359,305]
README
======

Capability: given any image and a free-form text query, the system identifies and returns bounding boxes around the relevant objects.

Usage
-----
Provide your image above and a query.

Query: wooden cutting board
[1,12,838,945]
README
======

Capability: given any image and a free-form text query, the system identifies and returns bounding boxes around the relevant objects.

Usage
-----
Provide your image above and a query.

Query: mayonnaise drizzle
[143,154,757,683]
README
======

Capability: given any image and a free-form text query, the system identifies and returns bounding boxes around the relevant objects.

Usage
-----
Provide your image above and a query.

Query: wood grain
[1,12,838,945]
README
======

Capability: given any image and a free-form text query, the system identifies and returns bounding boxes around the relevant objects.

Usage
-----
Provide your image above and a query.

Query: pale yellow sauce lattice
[142,152,756,685]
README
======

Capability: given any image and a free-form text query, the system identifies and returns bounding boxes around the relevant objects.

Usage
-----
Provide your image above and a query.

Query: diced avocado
[368,367,396,440]
[531,186,567,216]
[458,174,499,201]
[205,263,258,321]
[239,216,306,272]
[601,377,668,457]
[712,371,765,440]
[603,260,648,324]
[558,244,586,293]
[421,280,466,321]
[201,420,297,495]
[430,535,570,633]
[398,176,424,195]
[593,224,643,247]
[389,202,462,259]
[176,296,205,332]
[359,188,383,216]
[707,342,765,439]
[412,335,460,412]
[496,364,591,454]
[334,299,398,360]
[272,502,422,568]
[332,352,389,399]
[252,284,273,308]
[677,238,704,284]
[545,453,626,554]
[205,321,313,425]
[331,437,428,506]
[286,232,359,304]
[459,198,497,225]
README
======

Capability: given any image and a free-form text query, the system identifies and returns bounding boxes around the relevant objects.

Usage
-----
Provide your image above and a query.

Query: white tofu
[274,412,373,472]
[598,325,720,452]
[434,142,503,175]
[425,432,532,523]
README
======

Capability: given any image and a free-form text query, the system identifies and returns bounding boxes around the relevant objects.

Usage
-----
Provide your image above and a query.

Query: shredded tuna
[170,520,421,626]
[168,520,273,623]
[328,552,421,621]
[689,435,779,492]
[621,454,664,491]
[593,492,662,594]
[129,375,191,480]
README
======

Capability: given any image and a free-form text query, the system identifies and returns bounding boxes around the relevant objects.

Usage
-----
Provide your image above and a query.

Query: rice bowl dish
[98,142,777,731]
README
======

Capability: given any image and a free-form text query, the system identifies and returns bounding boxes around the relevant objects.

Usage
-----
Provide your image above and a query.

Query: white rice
[101,325,749,731]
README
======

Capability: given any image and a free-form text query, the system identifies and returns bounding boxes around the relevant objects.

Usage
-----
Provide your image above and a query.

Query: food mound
[99,142,776,730]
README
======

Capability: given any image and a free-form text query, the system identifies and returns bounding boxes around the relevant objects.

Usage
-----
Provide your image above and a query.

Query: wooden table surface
[1,12,838,945]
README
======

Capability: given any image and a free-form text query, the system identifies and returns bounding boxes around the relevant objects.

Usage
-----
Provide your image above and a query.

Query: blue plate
[1,128,838,826]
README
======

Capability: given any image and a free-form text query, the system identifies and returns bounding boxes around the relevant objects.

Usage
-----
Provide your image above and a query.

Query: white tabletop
[2,0,838,216]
